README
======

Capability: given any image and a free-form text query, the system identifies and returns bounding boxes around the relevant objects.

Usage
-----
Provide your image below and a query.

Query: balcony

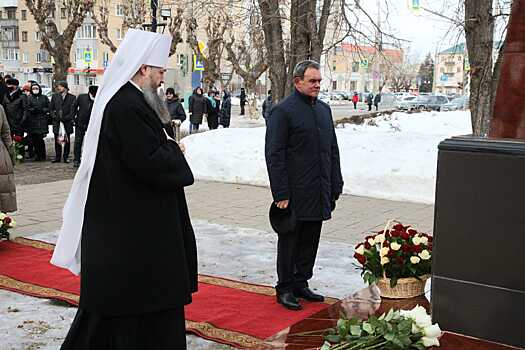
[1,40,19,49]
[0,0,18,7]
[0,19,18,27]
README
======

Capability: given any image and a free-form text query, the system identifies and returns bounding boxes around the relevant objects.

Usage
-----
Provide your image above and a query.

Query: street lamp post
[151,0,158,32]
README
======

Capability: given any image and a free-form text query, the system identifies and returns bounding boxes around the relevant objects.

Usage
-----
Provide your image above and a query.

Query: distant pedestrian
[374,93,381,111]
[50,81,76,163]
[220,90,232,128]
[165,88,186,138]
[72,85,97,167]
[3,78,25,139]
[205,90,220,130]
[262,90,273,125]
[352,92,359,110]
[0,103,16,212]
[239,88,246,116]
[188,87,207,134]
[366,92,373,112]
[24,82,50,161]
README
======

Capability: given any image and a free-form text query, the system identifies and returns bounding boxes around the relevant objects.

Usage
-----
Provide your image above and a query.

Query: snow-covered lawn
[1,220,366,350]
[183,111,472,204]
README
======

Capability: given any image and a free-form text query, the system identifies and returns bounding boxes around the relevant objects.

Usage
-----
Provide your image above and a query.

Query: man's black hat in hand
[269,202,297,235]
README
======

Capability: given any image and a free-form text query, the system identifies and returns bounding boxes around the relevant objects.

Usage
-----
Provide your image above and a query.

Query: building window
[35,31,41,41]
[22,31,28,42]
[116,4,124,16]
[21,10,26,20]
[116,28,122,40]
[3,27,17,41]
[48,10,55,19]
[74,75,80,86]
[76,24,97,39]
[457,66,461,73]
[3,49,19,61]
[6,9,16,19]
[0,11,3,19]
[22,52,28,64]
[61,8,67,19]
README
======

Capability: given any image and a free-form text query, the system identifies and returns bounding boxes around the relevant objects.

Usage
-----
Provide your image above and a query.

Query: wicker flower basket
[376,275,430,299]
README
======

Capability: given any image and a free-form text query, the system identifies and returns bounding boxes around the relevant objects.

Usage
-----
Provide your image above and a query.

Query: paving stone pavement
[11,179,434,244]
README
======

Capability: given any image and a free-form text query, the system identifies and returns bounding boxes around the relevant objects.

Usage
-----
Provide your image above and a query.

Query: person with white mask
[53,29,197,350]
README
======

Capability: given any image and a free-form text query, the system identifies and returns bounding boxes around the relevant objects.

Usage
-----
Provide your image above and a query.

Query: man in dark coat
[373,92,381,111]
[262,90,273,125]
[220,90,232,128]
[24,83,50,161]
[50,81,76,163]
[240,87,247,115]
[72,85,97,167]
[366,92,374,111]
[3,78,25,138]
[188,87,207,134]
[265,60,343,311]
[58,30,197,350]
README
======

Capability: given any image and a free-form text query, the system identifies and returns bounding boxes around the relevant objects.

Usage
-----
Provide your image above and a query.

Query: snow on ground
[183,111,472,204]
[1,220,365,350]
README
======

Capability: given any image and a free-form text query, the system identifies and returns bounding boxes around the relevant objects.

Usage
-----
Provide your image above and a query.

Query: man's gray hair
[292,60,321,79]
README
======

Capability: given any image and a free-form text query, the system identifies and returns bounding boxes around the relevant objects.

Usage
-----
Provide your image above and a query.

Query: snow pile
[183,111,472,204]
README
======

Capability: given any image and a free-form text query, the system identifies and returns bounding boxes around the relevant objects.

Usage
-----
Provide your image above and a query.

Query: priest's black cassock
[61,82,197,349]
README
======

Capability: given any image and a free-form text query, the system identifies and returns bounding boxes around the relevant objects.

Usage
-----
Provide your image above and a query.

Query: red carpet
[0,238,336,348]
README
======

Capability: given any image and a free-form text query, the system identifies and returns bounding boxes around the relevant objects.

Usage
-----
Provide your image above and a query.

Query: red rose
[3,217,11,224]
[365,235,374,241]
[364,241,371,250]
[412,245,423,253]
[13,135,22,143]
[427,236,433,242]
[393,223,404,231]
[401,244,411,253]
[354,253,366,265]
[390,230,401,238]
[385,231,391,238]
[428,243,433,251]
[396,256,404,265]
[401,231,410,240]
[387,250,396,258]
[382,241,389,247]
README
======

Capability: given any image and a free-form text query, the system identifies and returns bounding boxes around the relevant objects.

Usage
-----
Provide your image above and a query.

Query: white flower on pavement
[380,247,390,257]
[390,242,401,251]
[422,336,441,347]
[374,233,385,244]
[410,256,421,264]
[355,244,365,255]
[420,236,429,245]
[412,236,422,245]
[367,238,375,246]
[380,257,390,265]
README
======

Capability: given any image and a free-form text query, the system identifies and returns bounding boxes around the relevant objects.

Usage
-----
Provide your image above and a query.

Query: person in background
[262,90,273,125]
[50,81,76,163]
[0,75,9,104]
[366,92,374,112]
[0,102,16,213]
[188,87,207,134]
[165,88,186,139]
[219,90,232,128]
[23,82,50,162]
[72,85,98,168]
[239,87,246,116]
[373,93,381,111]
[352,92,359,110]
[205,90,219,130]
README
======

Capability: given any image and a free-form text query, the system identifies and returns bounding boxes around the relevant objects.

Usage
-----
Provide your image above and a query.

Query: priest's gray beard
[143,82,171,124]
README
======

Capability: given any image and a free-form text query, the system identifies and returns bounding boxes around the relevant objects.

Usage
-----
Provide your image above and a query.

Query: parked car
[401,95,448,111]
[396,96,417,110]
[425,95,449,111]
[441,95,469,111]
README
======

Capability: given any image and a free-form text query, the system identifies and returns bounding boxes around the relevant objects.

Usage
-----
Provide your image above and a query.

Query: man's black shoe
[73,161,80,168]
[51,159,61,163]
[293,287,325,302]
[63,159,70,164]
[276,292,302,310]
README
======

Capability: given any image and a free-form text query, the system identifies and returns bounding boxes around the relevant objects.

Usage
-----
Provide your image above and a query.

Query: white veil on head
[51,29,172,275]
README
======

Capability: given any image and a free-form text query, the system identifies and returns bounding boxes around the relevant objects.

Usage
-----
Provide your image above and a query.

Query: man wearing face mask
[72,85,98,168]
[50,81,76,163]
[24,83,50,161]
[2,78,25,140]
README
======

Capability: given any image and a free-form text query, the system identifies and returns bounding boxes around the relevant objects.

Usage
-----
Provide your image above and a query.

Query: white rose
[418,250,431,260]
[0,213,5,220]
[10,220,16,228]
[367,238,375,246]
[423,324,442,338]
[420,236,429,245]
[380,247,390,257]
[380,256,390,265]
[374,233,385,244]
[410,256,421,264]
[355,244,365,255]
[390,242,401,251]
[422,336,440,347]
[412,236,422,245]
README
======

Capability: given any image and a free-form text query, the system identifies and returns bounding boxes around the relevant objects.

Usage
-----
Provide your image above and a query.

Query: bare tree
[24,0,95,82]
[224,18,268,119]
[186,13,230,90]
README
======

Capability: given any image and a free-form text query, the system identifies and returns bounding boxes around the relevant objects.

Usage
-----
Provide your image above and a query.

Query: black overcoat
[24,92,50,135]
[72,93,94,131]
[79,82,198,316]
[50,92,76,134]
[3,89,25,135]
[265,89,344,221]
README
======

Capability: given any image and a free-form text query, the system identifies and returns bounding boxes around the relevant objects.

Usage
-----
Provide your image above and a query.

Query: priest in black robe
[52,30,197,350]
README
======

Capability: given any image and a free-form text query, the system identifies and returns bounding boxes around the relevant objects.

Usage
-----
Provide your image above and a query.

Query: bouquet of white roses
[0,212,16,240]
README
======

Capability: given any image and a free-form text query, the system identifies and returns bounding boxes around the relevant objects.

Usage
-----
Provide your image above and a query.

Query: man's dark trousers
[74,127,86,163]
[276,221,322,294]
[54,133,71,161]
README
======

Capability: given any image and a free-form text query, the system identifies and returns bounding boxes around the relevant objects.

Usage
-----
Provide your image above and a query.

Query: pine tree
[418,53,434,93]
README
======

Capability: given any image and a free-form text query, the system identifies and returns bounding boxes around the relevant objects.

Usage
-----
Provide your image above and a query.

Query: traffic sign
[360,59,369,68]
[193,54,204,71]
[83,49,93,65]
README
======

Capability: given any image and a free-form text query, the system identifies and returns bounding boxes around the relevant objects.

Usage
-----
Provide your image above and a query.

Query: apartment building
[322,43,404,93]
[433,43,467,96]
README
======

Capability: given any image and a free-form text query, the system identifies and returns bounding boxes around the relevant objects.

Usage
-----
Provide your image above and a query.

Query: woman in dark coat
[205,91,220,130]
[165,88,186,138]
[188,87,207,134]
[220,91,232,128]
[23,83,50,161]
